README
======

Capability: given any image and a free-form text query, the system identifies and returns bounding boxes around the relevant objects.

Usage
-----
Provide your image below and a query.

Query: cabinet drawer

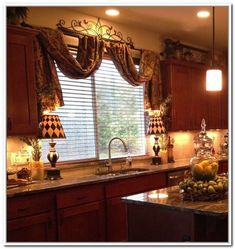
[56,184,104,209]
[106,173,166,198]
[7,193,54,219]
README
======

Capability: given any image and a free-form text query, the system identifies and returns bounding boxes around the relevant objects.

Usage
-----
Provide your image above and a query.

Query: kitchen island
[123,185,228,243]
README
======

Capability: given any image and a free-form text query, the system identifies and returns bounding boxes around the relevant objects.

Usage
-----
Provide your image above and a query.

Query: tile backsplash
[146,129,228,160]
[7,129,228,169]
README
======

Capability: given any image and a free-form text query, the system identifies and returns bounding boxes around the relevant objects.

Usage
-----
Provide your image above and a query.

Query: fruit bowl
[179,174,228,201]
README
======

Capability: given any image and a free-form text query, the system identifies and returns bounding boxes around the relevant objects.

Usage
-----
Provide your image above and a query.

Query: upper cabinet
[7,25,39,136]
[161,59,228,131]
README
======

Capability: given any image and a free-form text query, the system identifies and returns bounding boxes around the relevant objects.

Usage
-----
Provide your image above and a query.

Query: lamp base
[44,167,62,180]
[152,156,162,165]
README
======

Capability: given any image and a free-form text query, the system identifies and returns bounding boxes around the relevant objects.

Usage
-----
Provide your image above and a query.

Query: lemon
[200,160,210,168]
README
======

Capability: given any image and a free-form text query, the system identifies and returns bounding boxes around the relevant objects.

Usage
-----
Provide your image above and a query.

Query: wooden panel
[161,59,228,131]
[7,26,38,136]
[190,66,207,130]
[7,193,54,219]
[220,66,228,129]
[57,201,105,242]
[7,211,56,242]
[218,160,228,174]
[170,63,192,130]
[127,203,194,242]
[56,184,104,209]
[106,197,128,242]
[105,173,166,198]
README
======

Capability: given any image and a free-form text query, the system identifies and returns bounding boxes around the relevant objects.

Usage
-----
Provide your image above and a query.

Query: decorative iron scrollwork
[57,18,134,48]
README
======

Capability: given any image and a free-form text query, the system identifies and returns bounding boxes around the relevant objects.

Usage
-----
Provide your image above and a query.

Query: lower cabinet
[7,192,56,242]
[218,160,228,174]
[57,201,105,242]
[7,212,56,242]
[167,168,189,187]
[105,173,167,242]
[56,183,105,242]
[7,171,183,242]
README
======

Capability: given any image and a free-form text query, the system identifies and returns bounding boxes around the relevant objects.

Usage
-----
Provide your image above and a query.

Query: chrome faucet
[106,137,128,172]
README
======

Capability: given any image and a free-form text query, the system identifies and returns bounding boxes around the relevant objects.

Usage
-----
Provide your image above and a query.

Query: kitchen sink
[96,167,149,177]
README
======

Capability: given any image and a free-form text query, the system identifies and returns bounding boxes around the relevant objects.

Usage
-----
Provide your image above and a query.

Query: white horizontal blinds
[41,50,146,163]
[41,47,97,162]
[95,59,146,159]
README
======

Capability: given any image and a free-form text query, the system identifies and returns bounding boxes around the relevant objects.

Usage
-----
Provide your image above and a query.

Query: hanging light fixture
[206,6,222,91]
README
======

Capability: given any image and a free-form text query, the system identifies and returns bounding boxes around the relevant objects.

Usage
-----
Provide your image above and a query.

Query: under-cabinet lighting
[197,11,210,18]
[105,9,119,16]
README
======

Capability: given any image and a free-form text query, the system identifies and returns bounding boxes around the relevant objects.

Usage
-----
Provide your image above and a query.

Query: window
[41,54,146,163]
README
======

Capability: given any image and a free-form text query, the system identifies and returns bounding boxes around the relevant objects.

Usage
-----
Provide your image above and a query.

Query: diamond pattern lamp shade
[40,115,66,139]
[147,115,166,135]
[147,115,166,165]
[39,115,66,180]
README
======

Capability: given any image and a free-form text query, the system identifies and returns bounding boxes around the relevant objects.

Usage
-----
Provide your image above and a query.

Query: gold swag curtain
[33,26,104,114]
[32,26,162,113]
[106,42,162,109]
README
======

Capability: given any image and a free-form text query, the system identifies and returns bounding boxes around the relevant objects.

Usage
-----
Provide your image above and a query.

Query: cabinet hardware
[18,207,30,212]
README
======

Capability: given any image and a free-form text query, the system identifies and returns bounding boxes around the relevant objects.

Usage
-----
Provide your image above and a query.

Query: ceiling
[73,6,228,52]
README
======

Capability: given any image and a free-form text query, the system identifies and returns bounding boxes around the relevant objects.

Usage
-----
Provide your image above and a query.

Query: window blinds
[41,50,145,163]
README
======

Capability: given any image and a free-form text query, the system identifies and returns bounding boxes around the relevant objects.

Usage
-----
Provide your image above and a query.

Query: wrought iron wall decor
[57,18,135,48]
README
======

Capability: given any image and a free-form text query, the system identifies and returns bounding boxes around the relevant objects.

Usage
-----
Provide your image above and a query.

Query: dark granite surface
[122,185,228,217]
[7,159,191,198]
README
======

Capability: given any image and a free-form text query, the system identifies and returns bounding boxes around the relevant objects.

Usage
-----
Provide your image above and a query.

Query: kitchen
[4,4,230,246]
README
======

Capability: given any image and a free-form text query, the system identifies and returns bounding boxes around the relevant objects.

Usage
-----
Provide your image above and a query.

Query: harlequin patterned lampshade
[39,115,66,139]
[147,115,166,135]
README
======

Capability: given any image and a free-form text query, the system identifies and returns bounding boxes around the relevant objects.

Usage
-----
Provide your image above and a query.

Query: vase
[30,160,44,181]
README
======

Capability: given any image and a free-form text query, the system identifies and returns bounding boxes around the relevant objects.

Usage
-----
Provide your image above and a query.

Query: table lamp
[147,114,166,165]
[39,114,66,180]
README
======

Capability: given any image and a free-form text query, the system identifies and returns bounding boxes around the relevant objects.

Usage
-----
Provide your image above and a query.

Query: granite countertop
[7,159,191,198]
[122,185,228,217]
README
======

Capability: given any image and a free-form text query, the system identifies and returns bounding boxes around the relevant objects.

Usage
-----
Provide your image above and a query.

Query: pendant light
[206,6,222,91]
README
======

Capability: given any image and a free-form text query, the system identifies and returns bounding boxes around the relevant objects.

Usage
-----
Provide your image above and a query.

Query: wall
[147,129,228,162]
[27,7,163,52]
[7,7,228,169]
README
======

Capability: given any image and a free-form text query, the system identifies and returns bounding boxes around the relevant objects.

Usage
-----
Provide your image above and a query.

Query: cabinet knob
[7,117,12,131]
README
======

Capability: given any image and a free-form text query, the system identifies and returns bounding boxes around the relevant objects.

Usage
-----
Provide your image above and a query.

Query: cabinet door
[218,160,228,174]
[220,67,228,129]
[161,59,228,131]
[191,66,207,130]
[169,63,192,130]
[106,173,167,242]
[106,197,128,242]
[7,211,56,242]
[7,26,38,136]
[57,201,105,242]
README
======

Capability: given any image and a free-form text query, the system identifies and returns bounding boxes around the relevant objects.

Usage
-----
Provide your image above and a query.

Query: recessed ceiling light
[197,11,210,18]
[105,9,119,16]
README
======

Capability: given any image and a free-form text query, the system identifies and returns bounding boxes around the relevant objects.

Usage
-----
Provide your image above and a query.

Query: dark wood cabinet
[161,59,228,131]
[105,173,167,242]
[167,168,189,187]
[56,184,105,242]
[7,212,56,242]
[218,160,228,174]
[7,192,56,242]
[7,25,38,136]
[57,201,105,242]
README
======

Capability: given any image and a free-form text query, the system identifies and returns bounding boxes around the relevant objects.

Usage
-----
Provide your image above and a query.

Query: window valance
[32,26,162,114]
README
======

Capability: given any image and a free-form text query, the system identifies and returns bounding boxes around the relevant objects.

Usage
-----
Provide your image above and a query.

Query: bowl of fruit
[191,159,218,181]
[179,174,228,201]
